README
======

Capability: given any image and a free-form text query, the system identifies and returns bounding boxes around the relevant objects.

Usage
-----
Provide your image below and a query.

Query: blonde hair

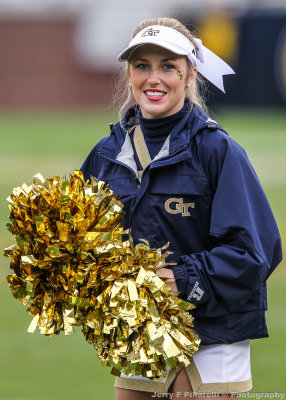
[113,17,208,120]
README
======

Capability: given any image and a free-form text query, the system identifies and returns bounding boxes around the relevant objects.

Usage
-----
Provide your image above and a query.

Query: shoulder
[88,121,126,156]
[189,109,251,184]
[197,128,244,154]
[93,135,113,153]
[190,109,247,162]
[80,133,115,181]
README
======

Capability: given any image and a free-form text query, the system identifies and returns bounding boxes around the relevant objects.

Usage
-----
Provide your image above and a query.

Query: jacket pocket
[97,158,138,197]
[103,177,137,197]
[148,174,212,250]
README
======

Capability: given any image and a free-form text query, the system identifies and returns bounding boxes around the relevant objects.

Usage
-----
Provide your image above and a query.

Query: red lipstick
[144,89,166,102]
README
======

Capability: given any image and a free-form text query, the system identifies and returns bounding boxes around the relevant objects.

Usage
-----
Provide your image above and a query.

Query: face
[128,44,195,119]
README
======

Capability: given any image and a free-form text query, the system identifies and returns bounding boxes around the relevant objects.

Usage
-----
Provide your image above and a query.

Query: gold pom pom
[4,170,200,380]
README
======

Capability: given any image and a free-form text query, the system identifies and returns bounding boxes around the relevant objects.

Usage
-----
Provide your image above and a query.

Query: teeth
[145,91,166,97]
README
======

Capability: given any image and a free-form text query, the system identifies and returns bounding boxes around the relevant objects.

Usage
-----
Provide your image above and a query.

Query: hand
[156,267,178,295]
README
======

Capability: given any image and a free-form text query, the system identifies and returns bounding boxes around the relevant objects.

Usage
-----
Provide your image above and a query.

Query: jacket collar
[100,103,220,159]
[115,131,171,179]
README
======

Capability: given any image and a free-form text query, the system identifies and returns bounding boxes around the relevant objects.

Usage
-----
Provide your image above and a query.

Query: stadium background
[0,1,285,398]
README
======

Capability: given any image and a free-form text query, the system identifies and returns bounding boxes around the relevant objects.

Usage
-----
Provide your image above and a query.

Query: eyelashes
[163,64,176,71]
[135,64,148,70]
[135,63,176,71]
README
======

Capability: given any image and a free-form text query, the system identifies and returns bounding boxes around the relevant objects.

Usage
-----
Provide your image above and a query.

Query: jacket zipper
[151,144,188,165]
[140,144,189,179]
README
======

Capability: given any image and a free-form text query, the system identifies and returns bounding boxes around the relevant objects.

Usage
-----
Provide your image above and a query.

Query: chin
[141,104,171,119]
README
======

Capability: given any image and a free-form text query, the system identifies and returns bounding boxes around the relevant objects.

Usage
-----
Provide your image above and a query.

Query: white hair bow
[193,38,235,93]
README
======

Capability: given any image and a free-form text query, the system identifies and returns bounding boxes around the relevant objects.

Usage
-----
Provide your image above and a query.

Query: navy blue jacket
[81,104,282,345]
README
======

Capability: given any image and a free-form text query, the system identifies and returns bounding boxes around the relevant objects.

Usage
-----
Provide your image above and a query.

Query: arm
[171,130,282,317]
[80,145,99,181]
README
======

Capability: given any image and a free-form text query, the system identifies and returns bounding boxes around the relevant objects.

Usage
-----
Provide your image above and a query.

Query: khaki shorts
[115,340,252,394]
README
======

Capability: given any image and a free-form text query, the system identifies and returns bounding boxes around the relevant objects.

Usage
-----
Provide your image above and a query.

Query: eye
[162,64,175,71]
[135,63,149,70]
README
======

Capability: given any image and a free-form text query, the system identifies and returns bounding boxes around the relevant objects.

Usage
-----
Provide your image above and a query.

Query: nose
[147,67,161,84]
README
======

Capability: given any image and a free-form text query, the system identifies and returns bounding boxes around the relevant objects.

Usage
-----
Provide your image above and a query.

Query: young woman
[81,17,282,400]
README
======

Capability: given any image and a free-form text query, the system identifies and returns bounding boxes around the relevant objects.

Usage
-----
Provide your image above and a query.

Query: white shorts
[115,340,252,394]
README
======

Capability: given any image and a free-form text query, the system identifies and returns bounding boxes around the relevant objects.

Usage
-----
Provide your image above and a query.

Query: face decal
[176,70,184,80]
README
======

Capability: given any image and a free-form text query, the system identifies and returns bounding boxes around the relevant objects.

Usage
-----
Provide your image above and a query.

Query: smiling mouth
[144,90,167,99]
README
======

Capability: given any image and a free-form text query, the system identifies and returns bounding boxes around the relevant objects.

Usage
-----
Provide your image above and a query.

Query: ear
[186,66,197,85]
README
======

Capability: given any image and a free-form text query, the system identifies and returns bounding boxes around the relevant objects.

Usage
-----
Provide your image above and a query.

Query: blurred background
[0,0,285,399]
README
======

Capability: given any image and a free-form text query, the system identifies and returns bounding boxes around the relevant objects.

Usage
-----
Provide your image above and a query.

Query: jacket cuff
[186,278,209,306]
[172,264,189,299]
[172,264,210,306]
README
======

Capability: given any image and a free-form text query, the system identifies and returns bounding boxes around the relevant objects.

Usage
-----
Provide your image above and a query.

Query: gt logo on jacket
[165,198,195,217]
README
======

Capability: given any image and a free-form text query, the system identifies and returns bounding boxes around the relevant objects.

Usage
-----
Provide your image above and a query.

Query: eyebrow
[132,57,177,62]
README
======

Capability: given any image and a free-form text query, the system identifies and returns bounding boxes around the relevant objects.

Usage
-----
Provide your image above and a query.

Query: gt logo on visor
[165,198,195,217]
[141,28,160,37]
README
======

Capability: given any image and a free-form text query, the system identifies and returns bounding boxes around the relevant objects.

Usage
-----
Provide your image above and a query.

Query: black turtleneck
[130,100,191,170]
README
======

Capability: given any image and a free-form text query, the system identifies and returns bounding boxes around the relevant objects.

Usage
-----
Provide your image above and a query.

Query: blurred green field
[0,108,285,399]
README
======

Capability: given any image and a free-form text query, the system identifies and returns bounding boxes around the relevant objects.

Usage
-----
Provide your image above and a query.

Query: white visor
[117,25,235,93]
[118,25,197,65]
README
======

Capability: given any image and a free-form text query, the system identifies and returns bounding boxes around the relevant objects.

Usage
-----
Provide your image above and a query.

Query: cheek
[169,70,188,90]
[170,78,187,93]
[130,70,144,89]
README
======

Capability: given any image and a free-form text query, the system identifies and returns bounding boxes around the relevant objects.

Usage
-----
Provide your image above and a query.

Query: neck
[138,99,191,137]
